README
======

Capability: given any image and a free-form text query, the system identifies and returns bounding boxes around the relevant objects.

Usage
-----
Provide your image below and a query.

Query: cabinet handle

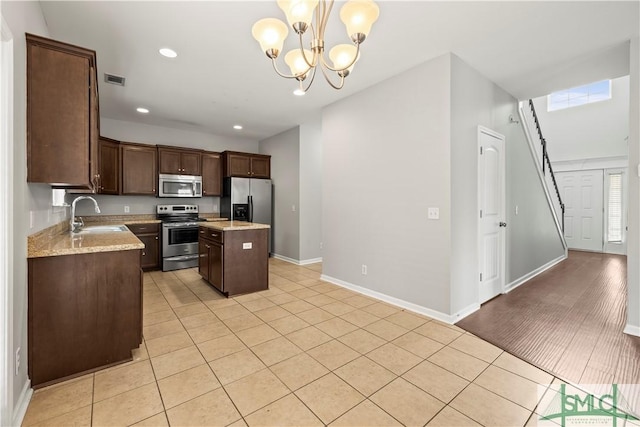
[142,252,146,256]
[155,236,158,240]
[205,245,210,249]
[200,231,204,234]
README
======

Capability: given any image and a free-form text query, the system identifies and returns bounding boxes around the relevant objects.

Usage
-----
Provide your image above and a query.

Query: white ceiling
[39,1,639,141]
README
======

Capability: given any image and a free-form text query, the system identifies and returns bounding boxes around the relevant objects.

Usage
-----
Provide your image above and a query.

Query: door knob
[499,222,507,227]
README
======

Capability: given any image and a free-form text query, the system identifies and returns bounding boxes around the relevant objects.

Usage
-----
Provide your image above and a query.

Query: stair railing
[528,99,565,232]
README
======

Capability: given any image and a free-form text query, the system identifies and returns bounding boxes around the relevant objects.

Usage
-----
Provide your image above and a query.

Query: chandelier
[251,0,379,94]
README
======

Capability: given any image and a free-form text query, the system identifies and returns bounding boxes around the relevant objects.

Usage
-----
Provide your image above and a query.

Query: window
[607,173,623,243]
[547,80,611,112]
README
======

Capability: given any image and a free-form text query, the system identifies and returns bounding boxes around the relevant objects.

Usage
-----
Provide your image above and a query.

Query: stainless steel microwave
[158,174,202,198]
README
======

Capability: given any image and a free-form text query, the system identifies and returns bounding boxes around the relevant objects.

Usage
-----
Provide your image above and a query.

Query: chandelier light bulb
[252,18,289,58]
[329,44,358,74]
[340,0,380,43]
[277,0,319,31]
[285,49,313,79]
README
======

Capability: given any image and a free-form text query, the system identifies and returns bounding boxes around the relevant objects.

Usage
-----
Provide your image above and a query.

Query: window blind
[607,173,622,243]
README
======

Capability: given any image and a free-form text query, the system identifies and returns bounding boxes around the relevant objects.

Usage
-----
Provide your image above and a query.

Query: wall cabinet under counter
[127,223,160,270]
[28,249,142,387]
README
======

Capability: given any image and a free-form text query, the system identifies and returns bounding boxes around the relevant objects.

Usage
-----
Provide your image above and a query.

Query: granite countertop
[199,221,270,231]
[28,229,144,258]
[28,214,230,258]
[28,215,158,259]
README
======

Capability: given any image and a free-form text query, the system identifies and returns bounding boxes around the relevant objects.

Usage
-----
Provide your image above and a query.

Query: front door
[478,127,506,304]
[557,170,604,252]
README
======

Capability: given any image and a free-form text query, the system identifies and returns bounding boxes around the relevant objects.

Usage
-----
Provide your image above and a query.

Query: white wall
[322,54,452,315]
[299,118,323,262]
[626,37,639,335]
[322,53,566,319]
[532,76,629,162]
[259,127,301,261]
[101,118,259,153]
[449,55,565,315]
[2,0,49,418]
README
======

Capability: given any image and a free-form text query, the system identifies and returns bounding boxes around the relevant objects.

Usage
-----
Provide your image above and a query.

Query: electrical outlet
[428,207,440,220]
[361,264,367,275]
[291,205,296,212]
[15,347,20,375]
[319,242,323,249]
[124,206,130,213]
[29,211,34,229]
[515,205,519,215]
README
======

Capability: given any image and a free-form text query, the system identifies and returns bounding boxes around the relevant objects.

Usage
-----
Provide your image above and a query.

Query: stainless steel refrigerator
[221,177,273,254]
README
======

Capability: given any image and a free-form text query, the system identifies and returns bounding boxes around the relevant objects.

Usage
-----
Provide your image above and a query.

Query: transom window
[547,80,611,112]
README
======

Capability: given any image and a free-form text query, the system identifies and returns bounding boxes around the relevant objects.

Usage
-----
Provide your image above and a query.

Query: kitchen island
[198,221,270,297]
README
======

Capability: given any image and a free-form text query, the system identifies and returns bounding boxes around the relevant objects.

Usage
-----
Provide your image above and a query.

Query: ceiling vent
[104,73,125,86]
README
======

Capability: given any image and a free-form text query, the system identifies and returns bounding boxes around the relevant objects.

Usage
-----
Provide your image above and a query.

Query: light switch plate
[428,207,440,220]
[243,242,252,250]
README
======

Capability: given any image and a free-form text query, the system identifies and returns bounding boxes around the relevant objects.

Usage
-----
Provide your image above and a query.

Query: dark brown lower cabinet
[198,227,268,297]
[127,223,160,270]
[28,249,142,388]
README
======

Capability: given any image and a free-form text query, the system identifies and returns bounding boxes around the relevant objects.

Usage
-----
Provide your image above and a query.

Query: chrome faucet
[70,196,101,232]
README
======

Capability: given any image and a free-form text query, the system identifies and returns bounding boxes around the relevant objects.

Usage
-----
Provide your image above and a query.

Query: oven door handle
[249,195,253,222]
[165,255,198,262]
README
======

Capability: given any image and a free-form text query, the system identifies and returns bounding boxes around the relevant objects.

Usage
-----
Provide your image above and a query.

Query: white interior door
[478,127,506,304]
[557,170,604,252]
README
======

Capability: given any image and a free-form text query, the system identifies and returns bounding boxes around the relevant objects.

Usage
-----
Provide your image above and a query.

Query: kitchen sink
[74,225,128,234]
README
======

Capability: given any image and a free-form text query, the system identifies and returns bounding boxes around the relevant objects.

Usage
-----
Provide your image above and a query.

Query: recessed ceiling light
[293,88,306,96]
[136,107,149,114]
[159,48,178,58]
[233,125,243,130]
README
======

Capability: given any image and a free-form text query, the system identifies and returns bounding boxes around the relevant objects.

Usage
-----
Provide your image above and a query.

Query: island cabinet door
[199,239,210,281]
[210,242,223,292]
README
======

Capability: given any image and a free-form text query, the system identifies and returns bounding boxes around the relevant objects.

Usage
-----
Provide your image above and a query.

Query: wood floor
[457,250,640,411]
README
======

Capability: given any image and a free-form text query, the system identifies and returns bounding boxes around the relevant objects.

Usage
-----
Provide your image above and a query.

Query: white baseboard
[623,324,640,337]
[272,253,322,266]
[505,254,566,293]
[12,380,32,427]
[320,274,477,324]
[299,257,322,266]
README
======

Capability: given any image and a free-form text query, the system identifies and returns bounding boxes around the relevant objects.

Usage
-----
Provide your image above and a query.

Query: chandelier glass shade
[251,0,379,93]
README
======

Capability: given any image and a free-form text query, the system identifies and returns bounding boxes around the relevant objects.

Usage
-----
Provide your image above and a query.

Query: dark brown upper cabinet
[202,151,222,197]
[222,151,271,179]
[158,146,202,176]
[121,143,157,195]
[97,137,120,195]
[26,34,100,189]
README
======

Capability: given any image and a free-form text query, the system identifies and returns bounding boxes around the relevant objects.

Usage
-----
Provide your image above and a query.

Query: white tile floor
[22,259,573,426]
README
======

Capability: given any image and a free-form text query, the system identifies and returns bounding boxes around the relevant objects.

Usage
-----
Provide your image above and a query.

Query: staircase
[519,100,567,247]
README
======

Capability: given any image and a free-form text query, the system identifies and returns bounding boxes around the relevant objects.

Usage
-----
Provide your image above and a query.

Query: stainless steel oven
[157,204,206,271]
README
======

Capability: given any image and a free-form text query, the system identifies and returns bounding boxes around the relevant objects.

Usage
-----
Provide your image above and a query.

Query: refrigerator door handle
[249,195,254,222]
